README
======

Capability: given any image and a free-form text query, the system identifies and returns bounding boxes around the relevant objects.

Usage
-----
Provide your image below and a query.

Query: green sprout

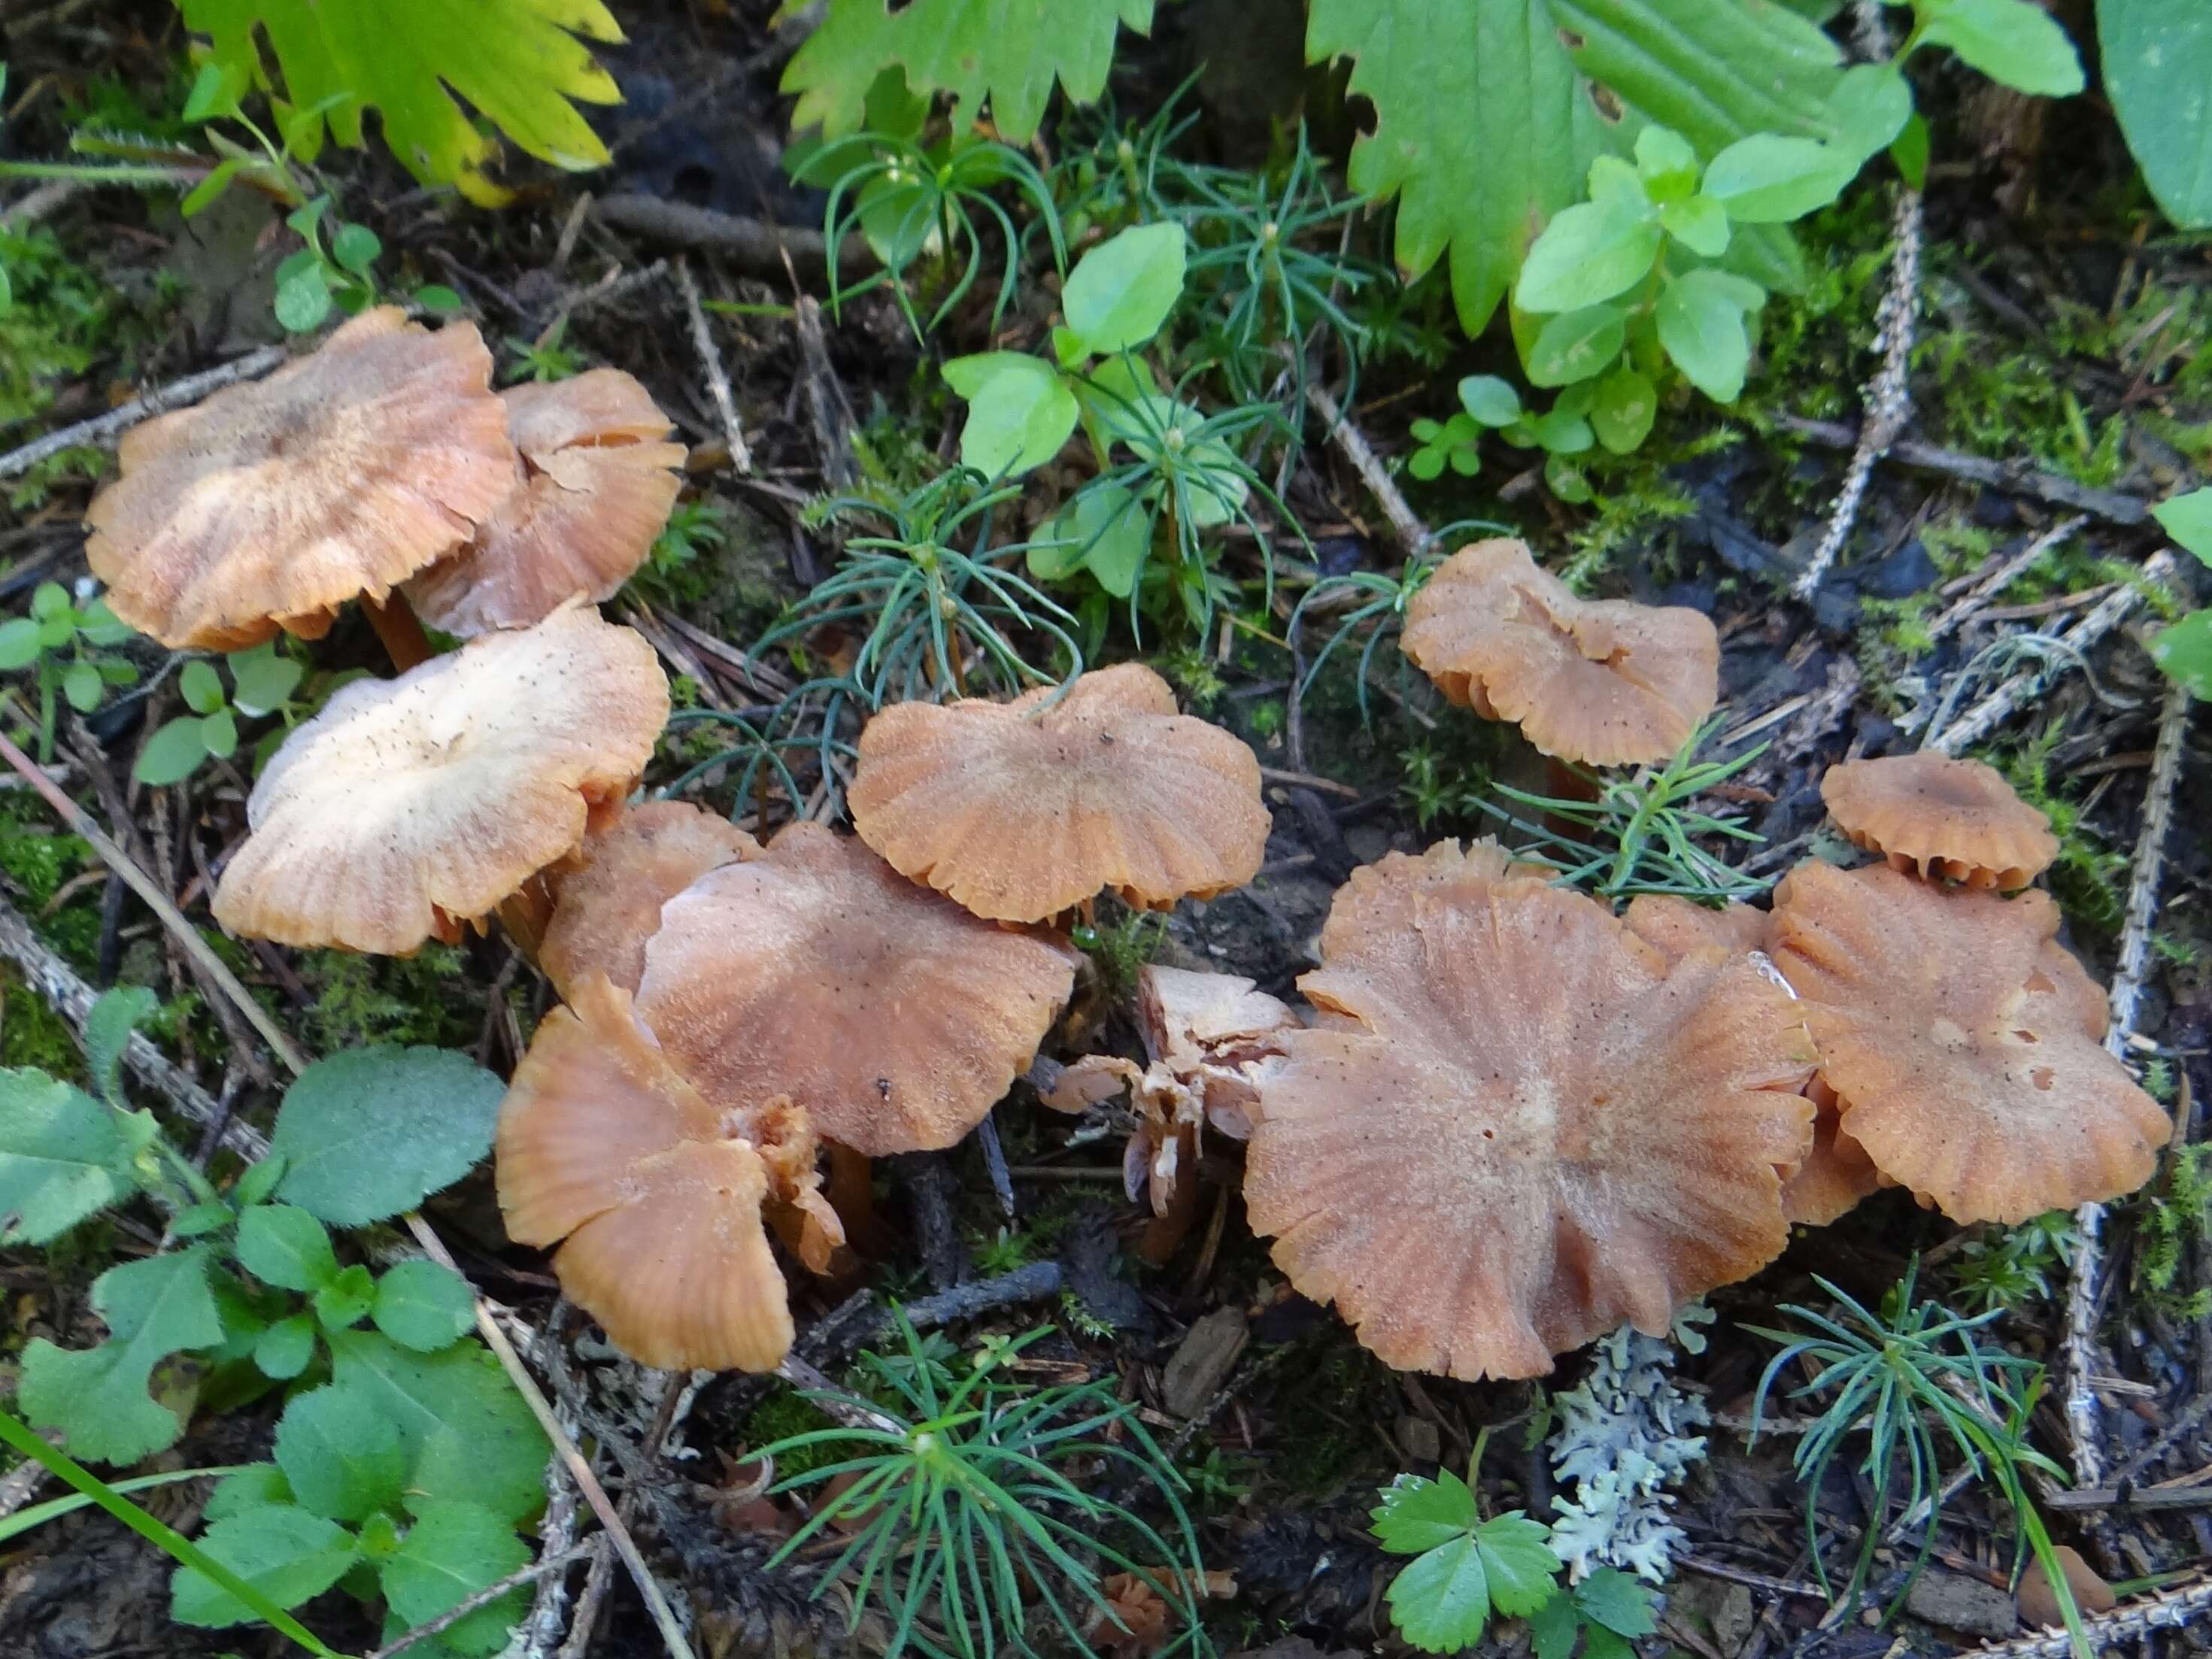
[752,1315,1212,1659]
[133,641,305,787]
[0,581,140,759]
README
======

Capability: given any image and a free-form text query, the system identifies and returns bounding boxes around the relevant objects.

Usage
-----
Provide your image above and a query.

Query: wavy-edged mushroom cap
[1771,860,2165,1224]
[496,975,806,1371]
[1622,895,1771,963]
[85,308,516,649]
[540,800,760,999]
[405,370,687,636]
[848,663,1270,922]
[635,822,1079,1154]
[214,604,669,954]
[1244,859,1816,1379]
[1401,539,1719,766]
[1783,1087,1883,1226]
[1821,752,2059,890]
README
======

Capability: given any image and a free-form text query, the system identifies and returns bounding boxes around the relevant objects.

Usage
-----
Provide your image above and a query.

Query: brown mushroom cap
[496,974,797,1371]
[1243,856,1815,1380]
[85,308,517,649]
[405,370,687,636]
[1820,752,2059,890]
[1400,539,1719,766]
[634,822,1079,1154]
[1770,860,2165,1224]
[847,663,1270,922]
[213,604,669,954]
[540,800,760,999]
[1782,1085,1883,1226]
[1622,895,1772,963]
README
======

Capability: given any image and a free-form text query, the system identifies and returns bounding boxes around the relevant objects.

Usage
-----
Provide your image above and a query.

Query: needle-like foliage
[1473,718,1769,901]
[753,1317,1212,1659]
[1746,1264,2091,1659]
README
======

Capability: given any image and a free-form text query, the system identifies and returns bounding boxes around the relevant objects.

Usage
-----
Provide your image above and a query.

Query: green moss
[1999,735,2127,939]
[1270,1341,1388,1498]
[741,1388,844,1478]
[1075,904,1167,1001]
[296,944,480,1052]
[0,973,83,1078]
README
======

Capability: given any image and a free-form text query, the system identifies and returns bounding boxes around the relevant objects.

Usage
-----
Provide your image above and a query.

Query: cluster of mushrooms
[74,312,2169,1384]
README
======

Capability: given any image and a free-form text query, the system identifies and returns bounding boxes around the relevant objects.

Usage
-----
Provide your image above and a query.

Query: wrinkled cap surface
[214,604,669,954]
[636,822,1079,1153]
[1821,752,2059,890]
[1622,895,1771,963]
[406,369,686,636]
[1244,854,1816,1379]
[1400,539,1719,766]
[1771,859,2165,1224]
[86,308,517,648]
[496,975,800,1371]
[848,663,1270,921]
[540,800,760,1000]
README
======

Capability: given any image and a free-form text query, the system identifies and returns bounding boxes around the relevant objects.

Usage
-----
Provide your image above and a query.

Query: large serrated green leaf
[0,1069,135,1245]
[176,0,624,205]
[1306,0,1846,333]
[20,1247,225,1464]
[2100,0,2212,229]
[781,0,1155,145]
[326,1330,549,1526]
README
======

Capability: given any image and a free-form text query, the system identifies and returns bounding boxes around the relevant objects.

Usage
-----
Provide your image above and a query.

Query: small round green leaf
[1458,375,1522,428]
[227,644,304,715]
[1591,367,1658,455]
[61,661,104,714]
[1061,222,1187,355]
[200,708,240,760]
[314,1263,377,1331]
[1822,65,1913,164]
[1633,126,1698,201]
[1045,483,1152,599]
[29,583,70,622]
[253,1314,317,1380]
[1657,270,1761,402]
[274,263,334,334]
[0,619,45,670]
[372,1260,476,1352]
[1513,199,1662,314]
[235,1203,339,1293]
[1525,305,1626,389]
[180,660,226,714]
[1701,135,1859,225]
[942,353,1080,478]
[133,716,212,787]
[330,222,382,277]
[1659,196,1731,259]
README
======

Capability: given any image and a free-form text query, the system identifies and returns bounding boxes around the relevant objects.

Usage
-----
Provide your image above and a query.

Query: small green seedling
[2147,488,2212,697]
[0,581,141,759]
[1370,1460,1562,1654]
[1408,414,1482,481]
[134,641,306,786]
[504,317,586,384]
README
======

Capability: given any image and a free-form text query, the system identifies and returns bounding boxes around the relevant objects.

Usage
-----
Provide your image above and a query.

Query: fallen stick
[1963,1575,2212,1659]
[672,256,753,475]
[1304,381,1431,560]
[1777,416,2152,527]
[593,195,863,282]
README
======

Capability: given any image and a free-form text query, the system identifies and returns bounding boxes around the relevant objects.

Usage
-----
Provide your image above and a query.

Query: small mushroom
[1770,859,2167,1224]
[1400,538,1719,766]
[213,603,669,955]
[634,822,1079,1154]
[85,308,517,650]
[847,663,1270,923]
[1243,848,1816,1379]
[539,800,760,999]
[1820,752,2059,890]
[496,973,836,1371]
[405,370,687,636]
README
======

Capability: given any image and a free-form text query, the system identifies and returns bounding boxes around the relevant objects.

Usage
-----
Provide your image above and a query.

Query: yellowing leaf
[177,0,624,205]
[781,0,1155,144]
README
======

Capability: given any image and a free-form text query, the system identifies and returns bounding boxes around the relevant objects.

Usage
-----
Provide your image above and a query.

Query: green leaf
[1591,366,1658,453]
[178,0,621,205]
[274,262,333,334]
[414,284,466,315]
[1660,194,1731,258]
[1307,0,1846,333]
[61,661,104,714]
[20,1247,226,1463]
[181,59,248,123]
[781,0,1155,146]
[1459,375,1524,427]
[1701,134,1857,223]
[326,1330,549,1525]
[227,643,303,716]
[1658,268,1761,401]
[1386,1536,1494,1652]
[170,1503,358,1627]
[271,1046,504,1227]
[1574,1568,1660,1637]
[85,984,158,1105]
[1371,1469,1478,1554]
[381,1499,531,1656]
[0,618,46,670]
[1479,1512,1565,1615]
[314,1263,377,1330]
[2101,0,2212,228]
[77,599,137,648]
[180,659,226,715]
[205,1463,294,1521]
[330,222,381,277]
[35,616,73,652]
[1529,1591,1582,1659]
[1822,63,1913,163]
[135,716,212,787]
[2150,609,2212,699]
[2153,488,2212,565]
[1041,483,1152,599]
[199,708,240,760]
[171,1202,235,1238]
[29,583,69,622]
[235,1154,287,1209]
[1514,198,1661,314]
[1917,0,2084,96]
[0,1070,135,1245]
[1890,111,1930,189]
[372,1260,477,1352]
[275,1385,408,1522]
[1525,305,1626,388]
[254,1315,317,1380]
[236,1203,340,1292]
[1634,125,1698,201]
[1062,223,1186,354]
[942,353,1080,478]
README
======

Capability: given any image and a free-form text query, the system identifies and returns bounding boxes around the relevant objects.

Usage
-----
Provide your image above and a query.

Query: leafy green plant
[1949,1212,2082,1315]
[2132,1142,2212,1320]
[2099,0,2212,226]
[751,1314,1211,1659]
[1747,1265,2089,1657]
[0,987,542,1654]
[503,318,585,384]
[2146,488,2212,697]
[1370,1459,1661,1657]
[0,581,140,760]
[134,641,306,787]
[1473,718,1770,901]
[1407,415,1482,482]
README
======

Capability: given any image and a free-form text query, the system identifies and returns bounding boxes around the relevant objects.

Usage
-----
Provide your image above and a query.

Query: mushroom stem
[1137,1127,1205,1266]
[826,1140,894,1256]
[363,590,435,672]
[497,875,554,964]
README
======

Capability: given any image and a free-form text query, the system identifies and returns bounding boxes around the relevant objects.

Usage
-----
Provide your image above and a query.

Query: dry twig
[1304,382,1431,560]
[672,256,752,475]
[1962,1575,2212,1659]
